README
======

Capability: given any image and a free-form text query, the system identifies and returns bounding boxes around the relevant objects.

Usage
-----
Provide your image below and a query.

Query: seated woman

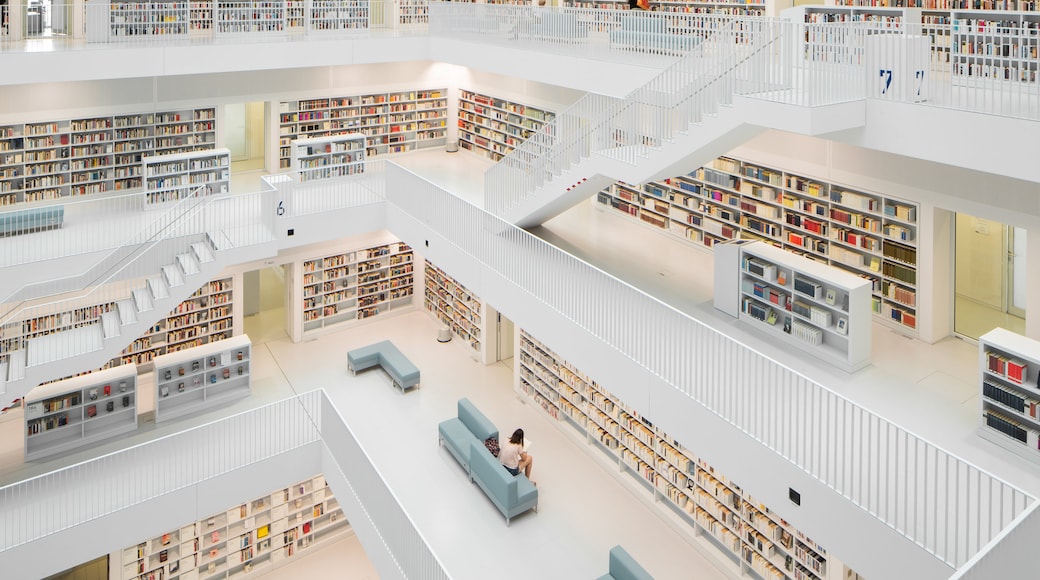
[499,428,535,484]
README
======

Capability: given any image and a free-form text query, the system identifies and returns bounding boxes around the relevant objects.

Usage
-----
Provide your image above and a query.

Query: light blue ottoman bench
[347,340,420,393]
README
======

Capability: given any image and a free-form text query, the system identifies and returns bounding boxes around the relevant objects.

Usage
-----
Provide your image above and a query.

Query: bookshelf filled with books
[112,275,238,368]
[978,328,1040,464]
[106,2,190,40]
[143,148,230,206]
[714,240,872,372]
[152,333,252,423]
[307,0,369,32]
[119,474,349,580]
[0,106,217,206]
[277,89,448,169]
[516,329,843,580]
[294,240,414,338]
[950,11,1040,84]
[289,134,365,182]
[457,89,556,162]
[23,365,138,461]
[423,260,483,357]
[396,0,428,25]
[594,155,920,335]
[215,0,287,35]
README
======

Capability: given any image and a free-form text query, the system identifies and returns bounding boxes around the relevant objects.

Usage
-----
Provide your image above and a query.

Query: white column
[918,204,953,344]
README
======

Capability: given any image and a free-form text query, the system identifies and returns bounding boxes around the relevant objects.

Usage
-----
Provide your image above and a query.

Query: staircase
[0,232,236,401]
[484,18,865,228]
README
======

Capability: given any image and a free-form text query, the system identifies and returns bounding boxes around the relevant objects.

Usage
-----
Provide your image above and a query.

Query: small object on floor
[446,141,459,153]
[438,327,452,343]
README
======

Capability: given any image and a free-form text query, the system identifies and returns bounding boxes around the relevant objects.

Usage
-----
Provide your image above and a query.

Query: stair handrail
[0,191,214,367]
[0,187,210,325]
[484,16,787,216]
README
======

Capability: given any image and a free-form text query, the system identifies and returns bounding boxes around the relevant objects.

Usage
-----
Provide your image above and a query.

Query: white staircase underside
[26,324,105,367]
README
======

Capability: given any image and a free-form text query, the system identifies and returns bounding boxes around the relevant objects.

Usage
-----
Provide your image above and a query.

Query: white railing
[215,1,289,36]
[320,392,449,579]
[308,0,370,33]
[0,392,323,552]
[384,162,1034,570]
[263,158,385,217]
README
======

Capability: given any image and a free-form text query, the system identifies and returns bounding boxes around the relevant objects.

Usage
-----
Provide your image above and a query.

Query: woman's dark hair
[509,428,524,445]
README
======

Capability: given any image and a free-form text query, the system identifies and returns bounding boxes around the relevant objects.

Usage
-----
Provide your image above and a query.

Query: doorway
[24,0,69,37]
[226,102,266,174]
[243,266,288,344]
[496,312,514,369]
[954,213,1026,339]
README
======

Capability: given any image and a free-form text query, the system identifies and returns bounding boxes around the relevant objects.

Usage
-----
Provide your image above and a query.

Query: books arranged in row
[457,89,555,163]
[986,350,1028,385]
[596,154,919,335]
[290,134,366,182]
[423,260,483,354]
[978,329,1040,463]
[120,474,349,580]
[152,334,252,423]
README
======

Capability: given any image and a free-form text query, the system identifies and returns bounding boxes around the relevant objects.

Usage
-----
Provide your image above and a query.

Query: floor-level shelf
[289,134,365,182]
[143,147,230,206]
[24,365,138,461]
[978,327,1040,464]
[457,89,555,163]
[423,259,484,357]
[152,334,252,423]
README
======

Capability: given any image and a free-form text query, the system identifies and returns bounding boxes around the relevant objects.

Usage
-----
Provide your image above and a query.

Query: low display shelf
[423,260,483,355]
[516,330,844,580]
[714,240,871,373]
[120,474,349,580]
[152,334,251,423]
[457,89,555,162]
[143,148,230,206]
[978,328,1040,464]
[278,89,447,169]
[300,241,414,335]
[290,134,365,182]
[595,155,919,335]
[24,365,138,461]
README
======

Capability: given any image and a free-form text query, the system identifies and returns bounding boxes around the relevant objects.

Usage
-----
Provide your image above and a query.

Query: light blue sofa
[0,205,64,237]
[596,545,654,580]
[438,398,498,473]
[347,340,420,393]
[469,439,538,525]
[609,15,699,55]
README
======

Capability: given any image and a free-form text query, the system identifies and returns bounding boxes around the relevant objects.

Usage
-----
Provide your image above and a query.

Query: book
[257,525,269,539]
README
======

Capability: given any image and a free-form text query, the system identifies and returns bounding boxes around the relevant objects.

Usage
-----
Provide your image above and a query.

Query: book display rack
[308,0,369,32]
[143,148,231,206]
[595,155,920,335]
[151,334,251,423]
[113,276,237,368]
[950,11,1040,83]
[278,89,448,169]
[396,0,427,25]
[978,328,1040,464]
[289,134,365,182]
[0,106,217,206]
[106,2,190,40]
[714,240,872,373]
[23,365,138,461]
[457,89,555,162]
[423,260,483,355]
[517,330,842,580]
[120,474,348,580]
[190,0,214,32]
[215,0,287,35]
[299,241,414,335]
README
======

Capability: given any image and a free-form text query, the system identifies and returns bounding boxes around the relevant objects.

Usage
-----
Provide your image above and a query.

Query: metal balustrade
[262,158,385,218]
[384,162,1034,570]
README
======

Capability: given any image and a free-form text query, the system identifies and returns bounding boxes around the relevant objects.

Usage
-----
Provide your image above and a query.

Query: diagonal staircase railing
[484,15,791,217]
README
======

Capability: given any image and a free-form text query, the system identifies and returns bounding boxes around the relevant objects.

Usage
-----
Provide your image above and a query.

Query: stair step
[7,353,25,381]
[132,288,154,313]
[117,299,138,325]
[207,231,233,252]
[177,253,200,276]
[162,264,185,288]
[148,276,169,301]
[26,324,104,367]
[191,242,215,264]
[101,311,122,339]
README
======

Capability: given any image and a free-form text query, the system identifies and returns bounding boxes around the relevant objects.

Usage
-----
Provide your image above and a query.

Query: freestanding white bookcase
[24,365,138,461]
[152,334,252,422]
[289,134,366,182]
[143,148,231,207]
[978,328,1040,464]
[714,240,871,373]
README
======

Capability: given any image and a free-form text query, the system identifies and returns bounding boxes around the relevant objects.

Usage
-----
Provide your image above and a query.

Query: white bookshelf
[714,240,872,373]
[423,260,484,357]
[143,148,230,206]
[290,134,365,182]
[950,11,1040,84]
[516,329,843,580]
[152,334,252,423]
[978,328,1040,464]
[24,365,138,461]
[277,89,448,169]
[215,0,287,35]
[101,1,191,41]
[0,107,216,206]
[596,155,920,335]
[308,0,369,32]
[295,241,414,338]
[456,89,555,163]
[120,474,350,580]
